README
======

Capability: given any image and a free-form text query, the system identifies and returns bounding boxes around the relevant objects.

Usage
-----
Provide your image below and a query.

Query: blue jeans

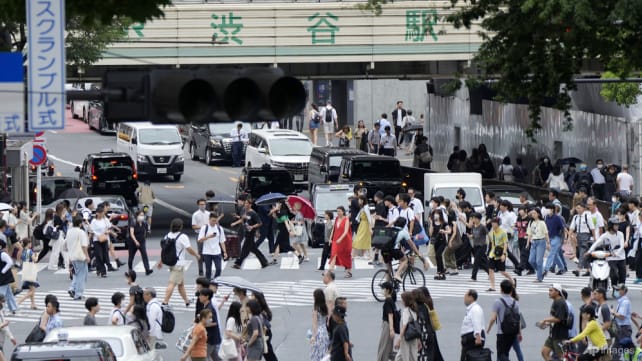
[0,284,17,312]
[70,260,88,297]
[529,239,546,281]
[512,335,524,361]
[203,254,222,280]
[544,236,566,272]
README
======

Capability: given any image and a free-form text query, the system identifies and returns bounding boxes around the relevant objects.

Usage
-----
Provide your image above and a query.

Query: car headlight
[210,138,222,147]
[177,155,184,162]
[137,155,148,163]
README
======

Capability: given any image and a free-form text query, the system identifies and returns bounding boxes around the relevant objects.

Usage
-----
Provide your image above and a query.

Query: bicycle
[559,342,581,361]
[371,255,425,302]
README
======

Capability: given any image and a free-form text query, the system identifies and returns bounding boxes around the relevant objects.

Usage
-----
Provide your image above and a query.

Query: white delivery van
[424,172,485,214]
[116,122,185,181]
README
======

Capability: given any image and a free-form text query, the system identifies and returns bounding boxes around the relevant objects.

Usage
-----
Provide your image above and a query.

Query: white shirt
[324,281,340,304]
[146,299,163,339]
[569,211,596,235]
[89,218,111,242]
[409,198,424,222]
[387,206,399,225]
[589,231,626,261]
[380,134,396,149]
[617,172,634,192]
[110,307,126,326]
[165,231,192,265]
[320,106,337,123]
[66,227,89,261]
[191,209,210,234]
[498,210,517,235]
[0,252,12,274]
[591,168,606,184]
[589,210,606,232]
[378,118,391,136]
[198,223,225,255]
[399,207,415,233]
[230,128,248,142]
[461,302,485,337]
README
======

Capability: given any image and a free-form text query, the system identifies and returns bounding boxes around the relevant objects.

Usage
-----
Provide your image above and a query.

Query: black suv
[189,122,251,165]
[236,164,297,200]
[11,340,117,361]
[338,155,405,199]
[75,150,138,205]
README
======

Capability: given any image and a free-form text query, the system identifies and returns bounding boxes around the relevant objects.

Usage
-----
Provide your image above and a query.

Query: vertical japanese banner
[0,52,25,134]
[27,0,66,131]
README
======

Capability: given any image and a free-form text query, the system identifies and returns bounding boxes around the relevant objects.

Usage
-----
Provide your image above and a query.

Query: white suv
[245,129,313,186]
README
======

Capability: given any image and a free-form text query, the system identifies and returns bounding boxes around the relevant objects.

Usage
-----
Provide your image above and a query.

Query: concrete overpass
[82,0,483,79]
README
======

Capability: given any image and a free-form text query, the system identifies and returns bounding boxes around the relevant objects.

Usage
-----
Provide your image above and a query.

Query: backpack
[160,232,185,266]
[153,301,175,333]
[312,111,321,123]
[32,223,45,241]
[324,107,333,123]
[499,298,521,335]
[371,227,400,251]
[564,303,574,329]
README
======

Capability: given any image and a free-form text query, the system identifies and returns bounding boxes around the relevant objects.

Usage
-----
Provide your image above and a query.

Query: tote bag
[218,338,239,359]
[21,262,38,283]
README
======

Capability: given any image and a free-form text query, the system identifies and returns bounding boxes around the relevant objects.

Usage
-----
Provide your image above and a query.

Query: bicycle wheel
[371,269,390,302]
[402,266,426,293]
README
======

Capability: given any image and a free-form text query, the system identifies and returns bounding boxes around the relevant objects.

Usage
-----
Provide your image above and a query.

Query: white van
[244,129,313,186]
[116,122,185,181]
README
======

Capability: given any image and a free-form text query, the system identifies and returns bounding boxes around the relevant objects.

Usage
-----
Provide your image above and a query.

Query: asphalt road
[5,117,642,361]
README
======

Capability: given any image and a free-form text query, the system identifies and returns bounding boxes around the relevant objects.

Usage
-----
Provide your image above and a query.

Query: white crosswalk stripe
[20,261,195,278]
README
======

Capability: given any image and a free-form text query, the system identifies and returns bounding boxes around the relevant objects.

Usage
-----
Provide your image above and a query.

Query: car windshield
[351,160,400,179]
[434,187,483,208]
[208,122,252,134]
[328,156,343,168]
[313,191,351,211]
[249,173,295,195]
[269,139,312,156]
[138,128,182,145]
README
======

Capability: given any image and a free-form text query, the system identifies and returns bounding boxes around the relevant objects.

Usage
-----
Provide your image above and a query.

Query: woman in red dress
[329,206,353,278]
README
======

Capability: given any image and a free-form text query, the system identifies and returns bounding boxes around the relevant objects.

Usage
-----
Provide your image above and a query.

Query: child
[0,295,16,359]
[109,292,126,326]
[16,238,39,310]
[83,297,100,326]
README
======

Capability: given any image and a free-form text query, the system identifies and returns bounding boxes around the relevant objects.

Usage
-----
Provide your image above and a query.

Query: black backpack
[371,227,400,251]
[32,223,45,241]
[160,232,184,266]
[564,303,574,329]
[499,298,521,335]
[153,302,175,333]
[324,108,333,123]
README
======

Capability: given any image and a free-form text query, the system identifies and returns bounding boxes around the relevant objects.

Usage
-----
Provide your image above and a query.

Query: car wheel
[205,149,212,165]
[189,143,199,161]
[173,174,182,182]
[88,119,93,130]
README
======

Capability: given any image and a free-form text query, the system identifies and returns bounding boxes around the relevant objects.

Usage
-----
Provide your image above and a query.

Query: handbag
[429,309,441,331]
[25,322,46,343]
[259,317,269,354]
[218,338,239,359]
[293,224,303,237]
[448,229,463,250]
[21,262,38,282]
[403,311,421,341]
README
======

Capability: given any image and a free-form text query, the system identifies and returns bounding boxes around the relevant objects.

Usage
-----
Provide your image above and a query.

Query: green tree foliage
[65,17,131,73]
[600,71,642,107]
[362,0,642,140]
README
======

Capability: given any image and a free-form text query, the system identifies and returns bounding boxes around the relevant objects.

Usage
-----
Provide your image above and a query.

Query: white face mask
[612,197,618,203]
[137,216,145,222]
[597,164,604,169]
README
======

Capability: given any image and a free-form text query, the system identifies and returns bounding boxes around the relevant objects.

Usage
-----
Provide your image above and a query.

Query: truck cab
[424,172,485,214]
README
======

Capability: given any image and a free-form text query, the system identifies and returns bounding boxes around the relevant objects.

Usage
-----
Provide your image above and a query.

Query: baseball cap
[550,283,563,294]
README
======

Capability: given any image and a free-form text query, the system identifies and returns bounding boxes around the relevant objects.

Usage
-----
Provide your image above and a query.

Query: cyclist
[563,305,607,361]
[381,217,411,283]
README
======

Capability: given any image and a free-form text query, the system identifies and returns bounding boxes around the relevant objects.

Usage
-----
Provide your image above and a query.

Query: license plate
[294,174,303,181]
[157,168,167,174]
[110,184,120,189]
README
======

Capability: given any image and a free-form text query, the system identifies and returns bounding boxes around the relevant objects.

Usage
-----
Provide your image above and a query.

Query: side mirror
[258,148,267,154]
[74,166,80,172]
[320,165,327,173]
[131,138,138,145]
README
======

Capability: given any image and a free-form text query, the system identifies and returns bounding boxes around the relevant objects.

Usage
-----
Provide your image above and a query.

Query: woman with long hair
[245,299,266,361]
[128,210,152,274]
[354,120,368,151]
[16,238,39,310]
[526,208,550,283]
[351,195,373,259]
[127,304,150,341]
[15,201,37,242]
[376,282,398,361]
[224,301,243,361]
[310,289,330,361]
[329,206,353,278]
[270,200,297,264]
[36,209,55,264]
[309,103,320,146]
[429,209,450,280]
[413,287,444,361]
[253,292,278,361]
[395,292,419,361]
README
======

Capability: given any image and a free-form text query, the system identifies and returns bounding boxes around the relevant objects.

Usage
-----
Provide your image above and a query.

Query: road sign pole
[36,165,41,217]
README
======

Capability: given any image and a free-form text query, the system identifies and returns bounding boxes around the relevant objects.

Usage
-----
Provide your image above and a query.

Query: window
[268,138,312,156]
[138,128,182,145]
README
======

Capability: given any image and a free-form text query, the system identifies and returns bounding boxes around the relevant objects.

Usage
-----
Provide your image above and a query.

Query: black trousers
[518,238,534,271]
[319,242,331,270]
[609,259,627,286]
[434,239,447,273]
[36,238,51,263]
[636,243,642,279]
[507,249,521,271]
[127,238,150,272]
[497,333,516,361]
[471,245,489,280]
[263,327,278,361]
[592,183,605,201]
[94,241,109,275]
[197,241,204,275]
[256,219,275,254]
[231,141,243,167]
[460,331,485,361]
[235,233,268,267]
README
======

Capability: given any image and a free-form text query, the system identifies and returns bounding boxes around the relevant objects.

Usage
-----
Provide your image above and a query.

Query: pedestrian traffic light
[102,67,305,124]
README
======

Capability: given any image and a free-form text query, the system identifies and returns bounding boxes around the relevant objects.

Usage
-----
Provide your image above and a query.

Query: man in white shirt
[378,113,392,137]
[569,203,597,277]
[407,188,424,224]
[383,195,399,226]
[590,159,607,201]
[390,101,406,142]
[230,122,248,167]
[67,217,89,300]
[144,287,163,346]
[197,213,228,280]
[379,126,397,157]
[461,289,485,361]
[319,101,338,146]
[322,270,340,314]
[192,199,210,277]
[616,164,634,197]
[158,218,200,305]
[586,197,605,236]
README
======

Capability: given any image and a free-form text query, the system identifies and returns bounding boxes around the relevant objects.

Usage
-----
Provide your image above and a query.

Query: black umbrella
[557,157,583,166]
[255,192,287,206]
[214,276,263,294]
[58,188,88,199]
[403,124,423,132]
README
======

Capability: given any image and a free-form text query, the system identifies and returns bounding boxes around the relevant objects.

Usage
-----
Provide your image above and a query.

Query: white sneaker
[304,257,310,262]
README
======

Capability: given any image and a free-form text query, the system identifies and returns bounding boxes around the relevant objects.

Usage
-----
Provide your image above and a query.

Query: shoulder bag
[25,318,46,343]
[219,337,239,359]
[403,311,421,341]
[429,309,441,331]
[21,261,38,283]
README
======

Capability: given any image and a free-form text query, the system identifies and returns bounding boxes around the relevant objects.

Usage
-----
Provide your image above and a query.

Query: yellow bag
[429,309,441,331]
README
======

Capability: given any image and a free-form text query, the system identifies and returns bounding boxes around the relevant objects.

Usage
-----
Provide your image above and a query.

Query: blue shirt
[566,300,578,338]
[545,214,565,238]
[615,295,632,327]
[46,313,63,334]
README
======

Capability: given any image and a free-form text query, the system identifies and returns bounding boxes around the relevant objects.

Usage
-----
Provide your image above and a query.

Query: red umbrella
[286,195,315,219]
